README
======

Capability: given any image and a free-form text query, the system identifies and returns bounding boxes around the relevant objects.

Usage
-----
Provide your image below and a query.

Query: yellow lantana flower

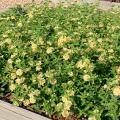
[63,53,70,60]
[76,60,85,69]
[83,74,90,81]
[16,69,23,76]
[29,96,36,104]
[88,40,96,49]
[5,38,12,44]
[11,73,17,80]
[68,71,74,77]
[28,12,33,18]
[116,66,120,74]
[3,34,8,38]
[34,90,40,96]
[58,36,70,47]
[113,86,120,96]
[88,116,96,120]
[64,100,72,110]
[98,54,105,62]
[23,99,30,106]
[9,84,16,91]
[66,90,75,96]
[17,22,23,27]
[38,37,44,45]
[62,109,69,117]
[50,79,57,85]
[31,42,37,52]
[39,79,45,86]
[7,59,13,64]
[46,47,54,54]
[62,95,69,103]
[16,77,25,85]
[11,16,15,20]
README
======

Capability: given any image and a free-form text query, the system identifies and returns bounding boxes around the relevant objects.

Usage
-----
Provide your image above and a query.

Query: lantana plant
[0,2,120,120]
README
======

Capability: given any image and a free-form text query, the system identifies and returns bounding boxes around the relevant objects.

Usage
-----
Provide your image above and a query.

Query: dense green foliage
[0,3,120,120]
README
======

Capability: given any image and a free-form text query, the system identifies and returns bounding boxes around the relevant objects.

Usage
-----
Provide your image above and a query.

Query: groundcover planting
[0,2,120,120]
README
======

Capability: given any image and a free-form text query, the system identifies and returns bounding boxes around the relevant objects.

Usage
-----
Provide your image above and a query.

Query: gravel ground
[0,0,120,12]
[0,0,43,12]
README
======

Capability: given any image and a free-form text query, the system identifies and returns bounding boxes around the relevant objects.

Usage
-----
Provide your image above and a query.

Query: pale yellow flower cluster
[9,69,25,93]
[23,99,30,106]
[47,41,52,46]
[111,67,120,85]
[113,86,120,96]
[103,84,109,89]
[16,77,25,85]
[76,58,93,82]
[31,74,37,83]
[2,33,8,38]
[63,48,73,54]
[111,66,120,85]
[116,66,120,74]
[23,90,40,106]
[36,61,42,71]
[67,81,74,85]
[76,58,94,71]
[37,37,44,45]
[29,96,36,104]
[63,53,70,61]
[27,12,33,18]
[11,73,17,80]
[62,48,73,61]
[46,47,54,54]
[16,69,23,76]
[5,38,12,44]
[88,40,96,49]
[16,59,21,64]
[7,59,13,64]
[76,60,85,69]
[57,36,71,47]
[38,79,45,86]
[83,74,91,81]
[88,116,96,120]
[9,68,24,90]
[66,90,75,96]
[98,53,106,63]
[50,79,57,85]
[61,95,72,117]
[45,69,54,78]
[68,71,74,77]
[17,22,23,27]
[107,48,115,61]
[11,16,15,20]
[31,42,37,52]
[10,53,18,59]
[108,49,114,54]
[37,73,45,86]
[9,84,16,91]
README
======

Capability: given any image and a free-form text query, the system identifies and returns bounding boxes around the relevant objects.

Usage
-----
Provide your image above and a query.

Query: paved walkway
[0,100,50,120]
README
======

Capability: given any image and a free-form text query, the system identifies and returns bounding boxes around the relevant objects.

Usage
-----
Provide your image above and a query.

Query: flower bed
[0,2,120,120]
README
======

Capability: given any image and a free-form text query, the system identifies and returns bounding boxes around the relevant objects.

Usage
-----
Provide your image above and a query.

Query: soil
[102,0,120,2]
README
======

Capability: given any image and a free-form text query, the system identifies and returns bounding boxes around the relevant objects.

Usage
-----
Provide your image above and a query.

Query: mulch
[102,0,120,2]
